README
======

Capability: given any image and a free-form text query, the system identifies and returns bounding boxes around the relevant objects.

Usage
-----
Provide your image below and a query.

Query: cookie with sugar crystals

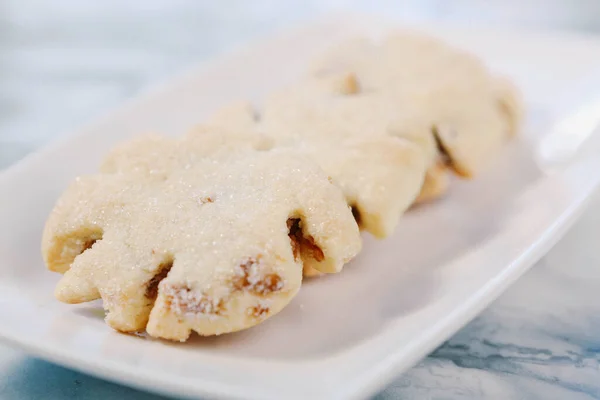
[42,144,361,341]
[208,75,429,278]
[311,31,522,184]
[102,125,365,278]
[208,73,428,240]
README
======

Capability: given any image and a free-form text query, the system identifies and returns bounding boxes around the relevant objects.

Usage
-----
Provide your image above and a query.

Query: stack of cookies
[42,31,522,342]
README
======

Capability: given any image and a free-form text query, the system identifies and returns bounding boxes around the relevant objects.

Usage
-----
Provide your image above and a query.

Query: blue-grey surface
[1,1,599,399]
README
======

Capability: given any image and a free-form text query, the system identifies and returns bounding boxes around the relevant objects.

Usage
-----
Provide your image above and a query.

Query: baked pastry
[208,73,428,239]
[42,130,361,341]
[310,31,522,189]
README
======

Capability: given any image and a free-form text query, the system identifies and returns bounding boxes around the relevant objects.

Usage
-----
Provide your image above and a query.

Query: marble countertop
[1,1,599,399]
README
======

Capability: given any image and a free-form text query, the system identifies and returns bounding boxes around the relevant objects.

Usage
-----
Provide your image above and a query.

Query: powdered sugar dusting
[233,256,284,296]
[164,284,224,316]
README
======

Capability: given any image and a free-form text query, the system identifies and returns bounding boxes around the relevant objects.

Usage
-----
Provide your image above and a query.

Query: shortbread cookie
[311,31,522,182]
[208,77,429,278]
[42,147,361,341]
[208,74,428,240]
[101,127,338,277]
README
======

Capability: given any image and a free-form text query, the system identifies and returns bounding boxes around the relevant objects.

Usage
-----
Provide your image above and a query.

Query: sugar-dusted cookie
[42,145,361,341]
[208,74,428,240]
[311,31,523,182]
[208,76,428,278]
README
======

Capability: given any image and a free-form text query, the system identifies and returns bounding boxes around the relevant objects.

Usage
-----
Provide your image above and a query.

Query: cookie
[208,73,428,240]
[42,138,361,341]
[311,31,522,182]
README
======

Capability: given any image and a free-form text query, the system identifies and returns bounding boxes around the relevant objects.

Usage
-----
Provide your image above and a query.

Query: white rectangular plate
[1,14,600,400]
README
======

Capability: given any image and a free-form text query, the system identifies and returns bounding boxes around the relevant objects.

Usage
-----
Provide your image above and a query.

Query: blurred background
[2,0,600,168]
